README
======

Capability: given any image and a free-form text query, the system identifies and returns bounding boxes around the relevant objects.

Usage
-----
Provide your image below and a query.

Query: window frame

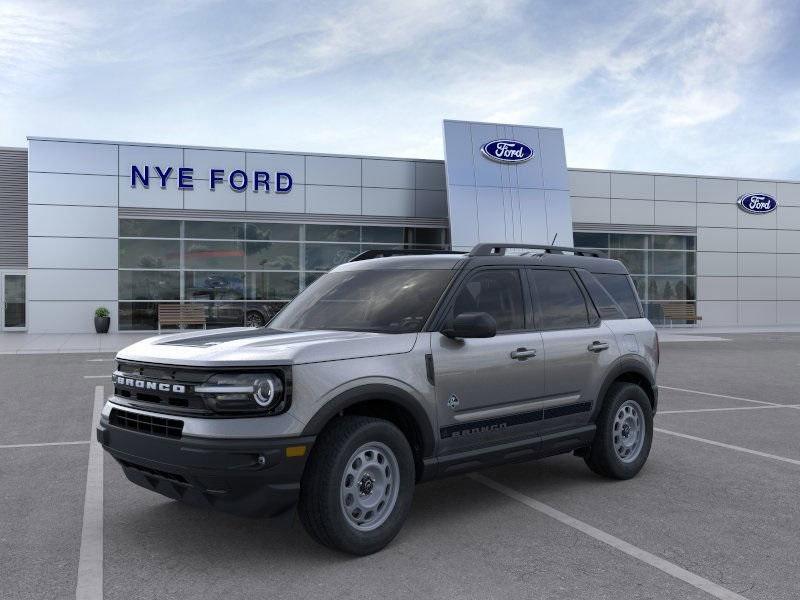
[526,267,600,332]
[430,266,533,335]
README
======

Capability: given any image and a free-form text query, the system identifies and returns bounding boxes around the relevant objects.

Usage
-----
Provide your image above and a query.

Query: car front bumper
[97,407,315,517]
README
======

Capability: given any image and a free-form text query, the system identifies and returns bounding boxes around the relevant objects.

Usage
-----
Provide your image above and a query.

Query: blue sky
[1,0,799,178]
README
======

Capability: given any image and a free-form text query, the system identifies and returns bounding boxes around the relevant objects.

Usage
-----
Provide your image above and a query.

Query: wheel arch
[301,384,436,480]
[595,356,657,415]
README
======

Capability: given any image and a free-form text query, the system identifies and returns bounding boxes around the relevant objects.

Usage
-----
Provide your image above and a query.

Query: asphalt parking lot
[2,333,800,600]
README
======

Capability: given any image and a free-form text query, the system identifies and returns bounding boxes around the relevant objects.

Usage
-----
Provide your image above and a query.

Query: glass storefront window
[575,231,697,325]
[609,249,646,274]
[306,224,360,242]
[246,272,300,300]
[184,241,246,269]
[573,232,609,249]
[184,272,245,301]
[119,271,180,300]
[119,219,180,238]
[246,222,300,241]
[185,221,245,240]
[119,239,180,269]
[118,219,448,330]
[245,242,300,270]
[363,226,405,244]
[305,243,361,271]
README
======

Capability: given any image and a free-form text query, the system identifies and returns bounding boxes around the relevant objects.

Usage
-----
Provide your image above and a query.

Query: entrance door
[2,273,27,330]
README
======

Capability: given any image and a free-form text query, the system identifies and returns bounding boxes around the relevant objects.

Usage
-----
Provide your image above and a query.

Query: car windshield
[269,269,454,333]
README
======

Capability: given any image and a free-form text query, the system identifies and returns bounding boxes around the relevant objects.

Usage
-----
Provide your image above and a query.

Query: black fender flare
[593,355,658,417]
[301,383,436,458]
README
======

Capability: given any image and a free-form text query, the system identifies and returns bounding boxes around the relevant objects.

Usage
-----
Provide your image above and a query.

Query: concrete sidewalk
[0,332,153,355]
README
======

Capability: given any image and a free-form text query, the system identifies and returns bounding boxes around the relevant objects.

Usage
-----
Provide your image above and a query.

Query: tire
[298,416,415,555]
[245,311,266,328]
[584,382,653,479]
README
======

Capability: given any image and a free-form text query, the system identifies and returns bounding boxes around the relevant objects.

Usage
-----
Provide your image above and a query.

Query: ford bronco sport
[97,243,658,555]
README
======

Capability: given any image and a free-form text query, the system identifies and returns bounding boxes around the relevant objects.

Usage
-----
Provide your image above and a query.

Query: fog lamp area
[195,372,286,414]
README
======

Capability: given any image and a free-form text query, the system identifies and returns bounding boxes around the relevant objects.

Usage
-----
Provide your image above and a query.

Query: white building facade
[0,120,797,333]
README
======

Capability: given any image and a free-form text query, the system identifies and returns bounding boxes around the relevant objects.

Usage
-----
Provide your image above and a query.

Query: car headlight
[195,372,287,414]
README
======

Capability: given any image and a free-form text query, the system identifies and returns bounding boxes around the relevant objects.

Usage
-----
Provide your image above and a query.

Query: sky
[1,0,799,178]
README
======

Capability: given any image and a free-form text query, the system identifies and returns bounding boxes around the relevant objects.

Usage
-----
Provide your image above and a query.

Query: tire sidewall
[319,419,415,554]
[598,384,653,479]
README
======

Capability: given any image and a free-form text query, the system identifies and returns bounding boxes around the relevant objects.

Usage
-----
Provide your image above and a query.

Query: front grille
[109,408,184,439]
[114,361,211,414]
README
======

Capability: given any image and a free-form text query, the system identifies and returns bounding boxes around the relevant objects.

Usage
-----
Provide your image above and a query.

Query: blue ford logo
[480,140,534,163]
[737,193,777,214]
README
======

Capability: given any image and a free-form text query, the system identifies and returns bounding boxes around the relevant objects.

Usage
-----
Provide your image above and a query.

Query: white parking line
[660,386,777,406]
[0,440,89,449]
[655,428,800,467]
[83,375,109,379]
[659,404,800,415]
[76,386,104,600]
[470,473,749,600]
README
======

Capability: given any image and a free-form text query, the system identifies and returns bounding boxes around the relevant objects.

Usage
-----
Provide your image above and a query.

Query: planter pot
[94,316,110,334]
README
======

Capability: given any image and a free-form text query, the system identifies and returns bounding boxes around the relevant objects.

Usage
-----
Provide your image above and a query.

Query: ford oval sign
[737,193,777,214]
[481,140,534,163]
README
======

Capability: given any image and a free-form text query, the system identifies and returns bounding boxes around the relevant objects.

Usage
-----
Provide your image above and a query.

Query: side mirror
[441,312,497,339]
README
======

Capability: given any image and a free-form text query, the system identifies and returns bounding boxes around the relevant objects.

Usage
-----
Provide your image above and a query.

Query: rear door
[431,267,545,454]
[527,268,620,434]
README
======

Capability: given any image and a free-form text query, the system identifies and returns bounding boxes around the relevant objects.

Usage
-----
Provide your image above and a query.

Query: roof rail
[468,243,602,258]
[349,248,466,262]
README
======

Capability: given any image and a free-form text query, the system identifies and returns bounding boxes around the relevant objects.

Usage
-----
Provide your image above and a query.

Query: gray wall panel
[28,269,116,301]
[569,170,610,198]
[28,140,118,175]
[362,188,415,217]
[362,159,415,189]
[306,156,361,186]
[28,205,117,238]
[28,237,118,269]
[306,185,361,214]
[654,176,696,202]
[415,162,445,190]
[30,172,117,207]
[246,152,305,184]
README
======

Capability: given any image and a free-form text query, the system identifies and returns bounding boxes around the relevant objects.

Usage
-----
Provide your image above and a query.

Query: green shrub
[95,306,110,318]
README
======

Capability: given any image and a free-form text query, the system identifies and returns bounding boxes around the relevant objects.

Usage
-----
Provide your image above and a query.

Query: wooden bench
[157,304,207,333]
[661,302,702,326]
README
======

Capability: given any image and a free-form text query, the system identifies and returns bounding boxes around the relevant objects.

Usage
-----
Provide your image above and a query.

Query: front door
[1,273,27,331]
[432,267,545,455]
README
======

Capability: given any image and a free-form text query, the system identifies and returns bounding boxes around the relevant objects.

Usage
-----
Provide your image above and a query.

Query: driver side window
[448,269,525,332]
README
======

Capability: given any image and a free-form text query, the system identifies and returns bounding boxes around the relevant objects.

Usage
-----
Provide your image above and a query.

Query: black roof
[341,243,629,275]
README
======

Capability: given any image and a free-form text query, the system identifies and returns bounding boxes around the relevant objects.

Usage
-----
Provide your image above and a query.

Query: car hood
[116,327,419,367]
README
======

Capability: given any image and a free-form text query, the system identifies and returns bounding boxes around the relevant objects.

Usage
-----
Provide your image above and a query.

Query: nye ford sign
[130,165,293,193]
[737,193,777,214]
[480,140,534,163]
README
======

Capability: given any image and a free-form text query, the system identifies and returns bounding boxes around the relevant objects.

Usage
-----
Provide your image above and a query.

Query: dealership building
[0,119,799,334]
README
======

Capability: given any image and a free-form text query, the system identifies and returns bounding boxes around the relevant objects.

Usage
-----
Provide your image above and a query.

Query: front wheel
[584,382,653,479]
[298,416,415,555]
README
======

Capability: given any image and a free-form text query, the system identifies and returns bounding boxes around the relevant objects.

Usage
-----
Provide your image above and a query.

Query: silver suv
[97,243,659,555]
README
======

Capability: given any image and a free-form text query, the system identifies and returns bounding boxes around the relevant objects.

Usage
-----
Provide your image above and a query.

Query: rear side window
[529,269,590,330]
[593,273,643,318]
[577,270,626,320]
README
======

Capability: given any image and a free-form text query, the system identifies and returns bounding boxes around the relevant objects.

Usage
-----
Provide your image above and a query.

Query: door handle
[587,340,610,353]
[510,347,537,360]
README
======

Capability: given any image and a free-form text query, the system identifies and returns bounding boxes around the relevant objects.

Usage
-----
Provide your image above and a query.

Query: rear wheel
[298,416,415,555]
[584,382,653,479]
